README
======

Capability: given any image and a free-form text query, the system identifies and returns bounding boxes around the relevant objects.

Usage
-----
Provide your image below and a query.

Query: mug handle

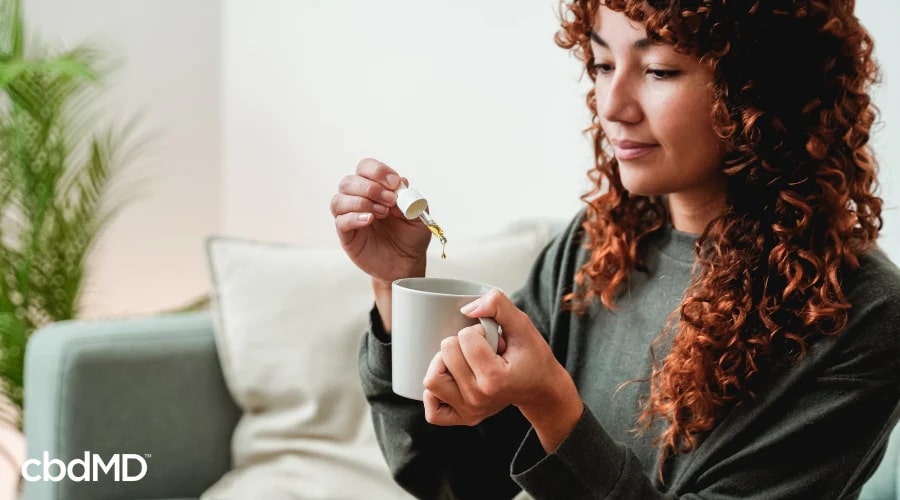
[478,318,501,353]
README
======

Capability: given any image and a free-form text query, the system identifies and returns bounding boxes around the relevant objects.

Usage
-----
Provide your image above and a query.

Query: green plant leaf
[0,0,142,422]
[0,0,23,61]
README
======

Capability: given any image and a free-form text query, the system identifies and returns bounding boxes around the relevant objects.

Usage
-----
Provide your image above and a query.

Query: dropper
[417,211,447,248]
[395,182,448,258]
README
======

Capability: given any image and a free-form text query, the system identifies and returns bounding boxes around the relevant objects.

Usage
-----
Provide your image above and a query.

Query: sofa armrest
[22,312,240,500]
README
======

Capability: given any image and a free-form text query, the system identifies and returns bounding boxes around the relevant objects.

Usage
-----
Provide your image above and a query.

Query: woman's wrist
[517,366,584,453]
[372,260,427,333]
[372,279,394,333]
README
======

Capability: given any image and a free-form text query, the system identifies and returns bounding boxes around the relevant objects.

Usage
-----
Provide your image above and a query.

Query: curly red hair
[556,0,883,475]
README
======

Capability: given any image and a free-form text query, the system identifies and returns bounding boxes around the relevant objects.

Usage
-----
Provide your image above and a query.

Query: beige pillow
[202,220,558,500]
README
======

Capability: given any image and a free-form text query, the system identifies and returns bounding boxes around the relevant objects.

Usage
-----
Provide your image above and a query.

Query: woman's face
[591,6,725,204]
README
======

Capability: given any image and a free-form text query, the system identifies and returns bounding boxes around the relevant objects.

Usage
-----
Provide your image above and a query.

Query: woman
[330,1,900,498]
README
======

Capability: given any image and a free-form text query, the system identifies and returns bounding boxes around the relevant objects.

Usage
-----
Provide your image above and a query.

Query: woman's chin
[619,176,667,197]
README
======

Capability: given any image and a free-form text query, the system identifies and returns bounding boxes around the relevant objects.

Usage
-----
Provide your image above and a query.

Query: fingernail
[357,213,371,222]
[385,174,400,188]
[381,190,397,204]
[460,301,477,314]
[373,204,388,214]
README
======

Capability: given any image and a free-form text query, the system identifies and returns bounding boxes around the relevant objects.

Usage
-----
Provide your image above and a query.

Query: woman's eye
[591,62,613,74]
[648,68,681,80]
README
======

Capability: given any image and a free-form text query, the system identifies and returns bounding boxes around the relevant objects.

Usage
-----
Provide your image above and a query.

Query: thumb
[460,289,533,344]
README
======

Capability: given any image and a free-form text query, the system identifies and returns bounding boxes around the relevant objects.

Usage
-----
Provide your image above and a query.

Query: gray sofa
[21,311,900,499]
[22,312,239,500]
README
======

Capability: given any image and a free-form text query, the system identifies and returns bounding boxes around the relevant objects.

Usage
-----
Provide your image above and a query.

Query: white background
[22,0,900,318]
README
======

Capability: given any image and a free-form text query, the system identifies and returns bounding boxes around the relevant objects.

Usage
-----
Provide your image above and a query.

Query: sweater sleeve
[508,255,900,500]
[511,405,668,499]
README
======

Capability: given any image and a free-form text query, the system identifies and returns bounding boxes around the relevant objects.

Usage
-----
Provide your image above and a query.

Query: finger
[337,174,398,209]
[423,350,465,408]
[423,349,448,383]
[457,325,504,382]
[334,212,374,239]
[460,290,531,343]
[423,389,463,426]
[440,335,477,395]
[330,192,390,218]
[497,333,507,354]
[355,158,402,191]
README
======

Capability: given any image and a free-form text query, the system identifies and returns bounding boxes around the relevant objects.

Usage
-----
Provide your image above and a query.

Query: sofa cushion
[202,220,560,499]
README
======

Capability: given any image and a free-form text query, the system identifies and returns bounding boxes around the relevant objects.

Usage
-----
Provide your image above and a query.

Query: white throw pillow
[202,220,559,500]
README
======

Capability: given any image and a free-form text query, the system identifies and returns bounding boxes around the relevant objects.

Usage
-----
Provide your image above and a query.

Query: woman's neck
[665,189,727,235]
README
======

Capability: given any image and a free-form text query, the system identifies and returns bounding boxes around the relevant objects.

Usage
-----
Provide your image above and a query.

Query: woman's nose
[598,75,643,124]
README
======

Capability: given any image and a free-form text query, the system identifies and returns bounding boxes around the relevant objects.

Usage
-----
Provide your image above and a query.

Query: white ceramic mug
[391,277,500,400]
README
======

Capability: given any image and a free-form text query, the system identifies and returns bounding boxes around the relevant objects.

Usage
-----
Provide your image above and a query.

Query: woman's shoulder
[539,208,589,257]
[838,248,900,351]
[848,248,900,305]
[789,247,900,383]
[522,209,589,288]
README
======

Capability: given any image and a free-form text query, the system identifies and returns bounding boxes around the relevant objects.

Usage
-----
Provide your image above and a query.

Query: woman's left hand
[422,289,583,450]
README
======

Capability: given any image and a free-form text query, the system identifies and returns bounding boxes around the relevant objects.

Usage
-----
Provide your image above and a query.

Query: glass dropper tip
[418,212,447,245]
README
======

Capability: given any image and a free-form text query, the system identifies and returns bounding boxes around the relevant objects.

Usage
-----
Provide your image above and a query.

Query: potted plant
[0,0,142,428]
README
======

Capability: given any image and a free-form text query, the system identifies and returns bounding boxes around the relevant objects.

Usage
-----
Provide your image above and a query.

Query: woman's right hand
[331,158,431,287]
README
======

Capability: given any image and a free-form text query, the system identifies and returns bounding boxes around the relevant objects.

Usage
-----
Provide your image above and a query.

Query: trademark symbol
[144,454,151,458]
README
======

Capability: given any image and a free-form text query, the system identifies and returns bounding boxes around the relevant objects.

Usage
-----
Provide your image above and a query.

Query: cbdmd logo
[22,452,149,482]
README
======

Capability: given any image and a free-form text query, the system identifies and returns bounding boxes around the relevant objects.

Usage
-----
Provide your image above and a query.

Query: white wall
[222,0,592,247]
[23,0,222,318]
[223,0,900,258]
[16,1,900,318]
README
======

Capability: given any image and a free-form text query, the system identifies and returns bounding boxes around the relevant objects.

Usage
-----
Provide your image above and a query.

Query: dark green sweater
[359,213,900,499]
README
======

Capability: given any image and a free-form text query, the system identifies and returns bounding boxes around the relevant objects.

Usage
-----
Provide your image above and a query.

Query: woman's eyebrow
[590,31,652,50]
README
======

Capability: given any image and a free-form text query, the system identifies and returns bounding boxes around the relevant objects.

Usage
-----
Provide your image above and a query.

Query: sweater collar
[651,224,698,265]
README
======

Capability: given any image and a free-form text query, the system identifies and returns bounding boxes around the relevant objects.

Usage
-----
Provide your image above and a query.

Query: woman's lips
[613,140,658,161]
